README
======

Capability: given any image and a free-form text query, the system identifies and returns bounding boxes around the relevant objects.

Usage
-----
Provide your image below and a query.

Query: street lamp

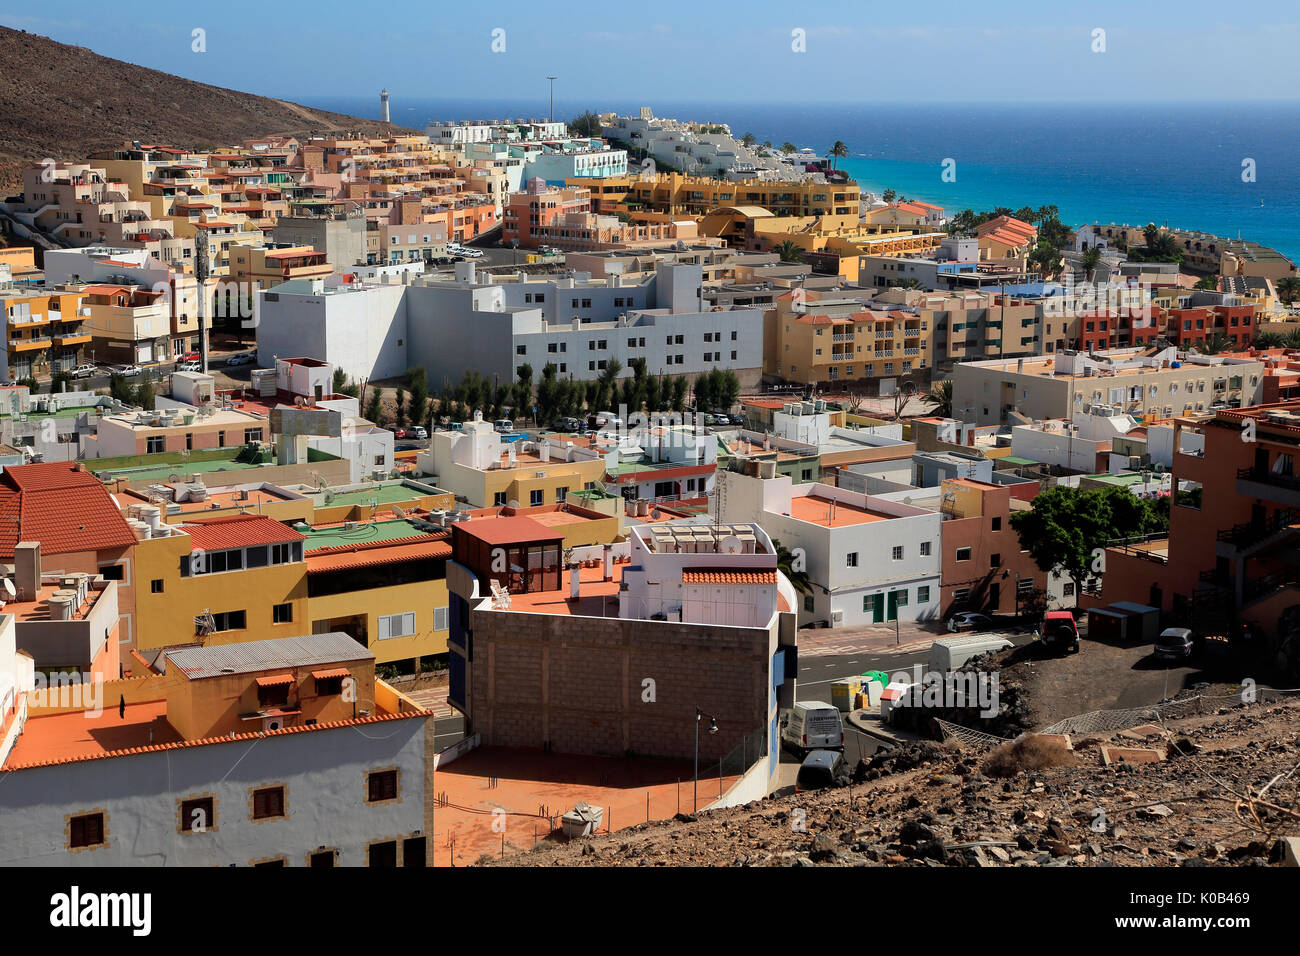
[694,706,718,812]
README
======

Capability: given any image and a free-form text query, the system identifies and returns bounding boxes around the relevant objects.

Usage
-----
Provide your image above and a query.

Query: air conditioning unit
[831,609,844,625]
[262,717,285,733]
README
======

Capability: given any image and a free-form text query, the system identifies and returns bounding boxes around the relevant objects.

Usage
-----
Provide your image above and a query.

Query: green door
[870,593,885,624]
[887,590,901,622]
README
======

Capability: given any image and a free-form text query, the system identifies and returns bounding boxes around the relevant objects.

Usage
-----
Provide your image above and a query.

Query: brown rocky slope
[0,25,411,191]
[487,699,1300,867]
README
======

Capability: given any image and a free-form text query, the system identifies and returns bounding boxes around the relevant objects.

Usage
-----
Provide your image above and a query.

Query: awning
[255,674,294,688]
[311,667,351,680]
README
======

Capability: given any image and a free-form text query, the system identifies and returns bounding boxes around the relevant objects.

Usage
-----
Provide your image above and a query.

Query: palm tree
[1278,276,1300,305]
[1196,334,1233,355]
[741,132,757,148]
[1080,246,1102,282]
[1195,274,1219,291]
[929,379,954,417]
[828,141,848,170]
[779,142,797,154]
[773,539,812,595]
[1284,330,1300,350]
[1253,331,1284,349]
[773,240,804,263]
[882,189,897,204]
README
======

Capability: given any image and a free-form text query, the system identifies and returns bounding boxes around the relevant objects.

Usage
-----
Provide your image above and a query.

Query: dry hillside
[0,25,411,191]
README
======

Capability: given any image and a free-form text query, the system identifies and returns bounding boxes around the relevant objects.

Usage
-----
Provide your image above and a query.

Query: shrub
[980,734,1077,778]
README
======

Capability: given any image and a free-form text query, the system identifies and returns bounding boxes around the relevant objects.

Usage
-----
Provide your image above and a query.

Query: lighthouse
[380,89,390,123]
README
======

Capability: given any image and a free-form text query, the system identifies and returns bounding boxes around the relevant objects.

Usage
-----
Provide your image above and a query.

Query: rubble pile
[490,699,1300,867]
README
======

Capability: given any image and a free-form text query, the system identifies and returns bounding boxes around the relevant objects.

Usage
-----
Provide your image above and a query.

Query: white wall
[0,714,428,866]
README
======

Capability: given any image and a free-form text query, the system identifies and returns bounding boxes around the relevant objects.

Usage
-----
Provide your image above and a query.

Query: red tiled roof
[682,568,777,585]
[306,536,452,573]
[182,514,305,550]
[0,463,137,557]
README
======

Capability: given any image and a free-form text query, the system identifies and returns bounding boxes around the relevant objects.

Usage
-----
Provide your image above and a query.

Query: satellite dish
[903,496,914,505]
[2,578,14,597]
[719,535,741,554]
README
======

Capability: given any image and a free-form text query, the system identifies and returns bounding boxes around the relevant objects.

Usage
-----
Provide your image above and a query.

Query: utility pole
[195,229,210,375]
[546,77,557,123]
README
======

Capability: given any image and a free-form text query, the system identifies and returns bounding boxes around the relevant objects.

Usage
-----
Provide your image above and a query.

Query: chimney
[14,541,40,600]
[603,547,614,582]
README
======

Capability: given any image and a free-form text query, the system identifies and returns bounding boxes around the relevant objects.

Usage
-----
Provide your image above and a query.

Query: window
[252,786,285,820]
[151,579,163,593]
[917,586,930,603]
[990,553,1001,568]
[272,603,293,624]
[377,612,416,640]
[530,489,544,506]
[433,606,449,631]
[243,428,263,443]
[954,587,971,603]
[270,542,298,565]
[555,486,569,502]
[516,345,526,356]
[891,546,904,561]
[1063,582,1075,596]
[803,595,814,613]
[991,516,1001,531]
[70,812,105,848]
[894,590,909,607]
[367,769,399,803]
[212,610,246,631]
[956,547,972,562]
[146,436,165,454]
[180,796,215,833]
[920,541,931,557]
[846,552,858,567]
[1017,579,1034,595]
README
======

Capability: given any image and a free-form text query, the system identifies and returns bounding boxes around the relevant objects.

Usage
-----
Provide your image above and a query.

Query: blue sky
[4,0,1300,105]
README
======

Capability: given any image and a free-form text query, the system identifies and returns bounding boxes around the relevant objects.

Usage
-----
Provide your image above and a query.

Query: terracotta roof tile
[182,513,305,551]
[682,568,777,585]
[0,463,136,557]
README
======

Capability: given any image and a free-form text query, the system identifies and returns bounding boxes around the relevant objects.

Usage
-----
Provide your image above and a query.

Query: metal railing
[1217,508,1295,546]
[1238,466,1300,492]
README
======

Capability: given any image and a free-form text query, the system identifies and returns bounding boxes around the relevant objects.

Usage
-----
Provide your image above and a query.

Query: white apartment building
[953,346,1267,427]
[719,471,942,628]
[256,262,764,387]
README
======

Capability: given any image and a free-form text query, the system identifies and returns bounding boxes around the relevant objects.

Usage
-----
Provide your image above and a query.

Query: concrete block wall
[469,610,773,761]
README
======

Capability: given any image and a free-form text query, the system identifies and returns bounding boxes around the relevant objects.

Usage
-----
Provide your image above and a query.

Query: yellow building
[1,284,92,379]
[132,514,310,657]
[418,422,608,509]
[229,243,333,291]
[573,172,860,222]
[766,289,933,385]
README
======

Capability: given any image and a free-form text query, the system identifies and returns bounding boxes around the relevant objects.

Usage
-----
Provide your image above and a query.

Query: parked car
[113,364,142,377]
[551,416,584,433]
[225,352,255,366]
[796,750,848,793]
[69,363,98,379]
[493,419,515,433]
[408,426,428,440]
[946,611,996,633]
[1154,627,1195,662]
[459,247,484,259]
[1036,609,1080,654]
[780,701,844,758]
[176,360,202,373]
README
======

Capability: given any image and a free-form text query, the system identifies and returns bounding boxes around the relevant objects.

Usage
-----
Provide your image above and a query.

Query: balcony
[1236,466,1300,509]
[53,332,92,346]
[1217,507,1297,552]
[904,328,921,337]
[8,337,52,352]
[832,332,852,342]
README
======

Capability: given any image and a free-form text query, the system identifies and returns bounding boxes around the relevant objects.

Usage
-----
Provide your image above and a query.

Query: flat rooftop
[788,494,889,527]
[500,564,621,617]
[301,516,439,552]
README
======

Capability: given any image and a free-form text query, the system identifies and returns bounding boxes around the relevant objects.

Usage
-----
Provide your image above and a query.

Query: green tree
[567,110,602,137]
[773,539,812,595]
[366,387,384,425]
[929,379,953,417]
[132,372,156,411]
[779,142,797,154]
[670,376,688,412]
[1079,246,1103,282]
[828,140,848,170]
[1277,277,1300,305]
[1010,485,1165,595]
[514,363,534,422]
[882,189,898,204]
[49,370,73,394]
[741,132,757,148]
[1253,331,1284,349]
[108,372,133,405]
[1195,274,1219,291]
[395,388,408,426]
[773,240,804,263]
[407,367,429,426]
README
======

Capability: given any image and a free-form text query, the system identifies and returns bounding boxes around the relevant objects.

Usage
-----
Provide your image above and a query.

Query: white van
[780,701,844,756]
[928,634,1013,674]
